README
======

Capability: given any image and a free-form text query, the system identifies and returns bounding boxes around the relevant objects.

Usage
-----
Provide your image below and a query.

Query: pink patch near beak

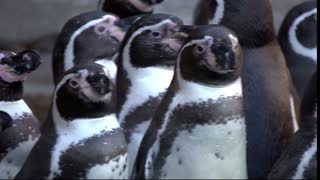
[0,65,29,83]
[128,0,154,12]
[95,17,125,42]
[162,38,182,52]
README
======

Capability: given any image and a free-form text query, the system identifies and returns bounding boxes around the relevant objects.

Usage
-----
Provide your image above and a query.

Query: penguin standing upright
[16,63,128,179]
[98,0,164,18]
[268,71,317,180]
[116,14,185,176]
[52,11,142,85]
[133,25,246,179]
[0,50,42,179]
[278,1,317,98]
[194,0,297,178]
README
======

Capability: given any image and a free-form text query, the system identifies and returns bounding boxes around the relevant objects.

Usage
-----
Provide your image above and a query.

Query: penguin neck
[116,56,174,120]
[218,0,276,48]
[0,78,23,102]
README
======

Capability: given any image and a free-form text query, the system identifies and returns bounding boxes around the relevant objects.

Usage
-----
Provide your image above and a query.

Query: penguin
[52,11,142,85]
[98,0,164,18]
[116,14,185,177]
[194,0,297,178]
[15,63,128,179]
[132,25,246,179]
[0,50,42,179]
[268,71,317,179]
[278,1,317,98]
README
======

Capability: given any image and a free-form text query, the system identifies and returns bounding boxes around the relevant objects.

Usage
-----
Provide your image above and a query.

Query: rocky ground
[0,0,305,123]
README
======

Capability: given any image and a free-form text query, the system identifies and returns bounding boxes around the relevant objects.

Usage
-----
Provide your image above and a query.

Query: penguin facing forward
[278,1,317,98]
[98,0,164,18]
[0,50,42,179]
[194,0,297,178]
[52,11,142,85]
[268,71,317,180]
[116,14,185,177]
[133,25,246,179]
[15,63,128,179]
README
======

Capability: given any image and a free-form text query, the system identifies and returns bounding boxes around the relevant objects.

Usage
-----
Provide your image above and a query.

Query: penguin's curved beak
[3,50,42,75]
[170,25,196,42]
[86,73,112,96]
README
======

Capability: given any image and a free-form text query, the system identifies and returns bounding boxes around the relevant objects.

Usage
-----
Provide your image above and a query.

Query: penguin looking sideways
[194,0,297,178]
[116,14,186,177]
[278,1,317,98]
[0,50,42,179]
[15,63,128,179]
[133,25,246,179]
[268,71,317,180]
[98,0,164,18]
[52,11,142,85]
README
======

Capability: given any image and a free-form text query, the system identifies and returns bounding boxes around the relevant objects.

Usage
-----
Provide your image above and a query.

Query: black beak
[86,74,112,96]
[171,25,197,42]
[2,50,42,75]
[116,14,147,32]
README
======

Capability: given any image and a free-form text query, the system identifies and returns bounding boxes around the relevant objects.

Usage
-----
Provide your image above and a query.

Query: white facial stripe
[229,34,239,49]
[176,36,214,85]
[289,8,317,63]
[0,53,4,60]
[64,15,118,72]
[210,0,225,24]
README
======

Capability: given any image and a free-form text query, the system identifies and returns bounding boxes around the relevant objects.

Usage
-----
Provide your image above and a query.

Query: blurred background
[0,0,305,123]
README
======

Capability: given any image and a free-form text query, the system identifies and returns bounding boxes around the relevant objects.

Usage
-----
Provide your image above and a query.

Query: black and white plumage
[133,25,246,179]
[278,1,317,98]
[52,11,142,85]
[0,50,42,179]
[194,0,297,178]
[268,71,317,179]
[98,0,164,18]
[16,63,128,179]
[116,14,185,177]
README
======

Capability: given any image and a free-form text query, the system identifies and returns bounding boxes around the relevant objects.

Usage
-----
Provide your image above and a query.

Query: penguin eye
[69,79,79,88]
[195,45,205,54]
[151,31,161,38]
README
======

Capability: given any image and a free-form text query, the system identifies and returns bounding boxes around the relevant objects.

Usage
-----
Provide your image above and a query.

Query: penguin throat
[0,78,23,102]
[128,0,154,13]
[219,0,276,48]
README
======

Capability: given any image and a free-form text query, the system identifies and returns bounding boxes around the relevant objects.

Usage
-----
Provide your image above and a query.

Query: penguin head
[120,14,185,68]
[280,1,317,60]
[55,63,114,120]
[176,25,243,86]
[99,0,164,18]
[64,12,125,62]
[0,50,42,83]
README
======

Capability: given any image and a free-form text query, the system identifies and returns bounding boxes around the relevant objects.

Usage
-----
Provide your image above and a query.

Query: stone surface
[0,0,306,122]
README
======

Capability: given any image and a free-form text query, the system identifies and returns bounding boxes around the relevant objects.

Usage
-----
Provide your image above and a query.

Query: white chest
[159,118,247,179]
[0,100,32,119]
[118,67,174,124]
[48,112,120,178]
[145,78,244,179]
